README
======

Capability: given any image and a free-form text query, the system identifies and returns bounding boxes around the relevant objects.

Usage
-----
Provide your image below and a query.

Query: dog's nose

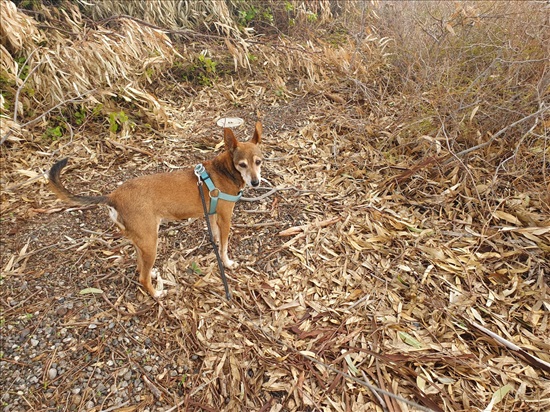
[251,180,260,187]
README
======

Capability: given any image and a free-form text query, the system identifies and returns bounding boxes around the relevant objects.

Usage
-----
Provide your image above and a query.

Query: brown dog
[48,122,263,298]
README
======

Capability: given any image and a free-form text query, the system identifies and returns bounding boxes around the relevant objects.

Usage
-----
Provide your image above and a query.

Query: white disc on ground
[216,117,244,128]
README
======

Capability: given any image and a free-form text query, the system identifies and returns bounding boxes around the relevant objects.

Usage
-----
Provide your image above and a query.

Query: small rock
[97,383,107,394]
[124,371,132,381]
[48,368,58,380]
[19,328,31,340]
[72,395,81,406]
[56,307,68,316]
[30,339,39,347]
[88,324,97,329]
[86,400,94,410]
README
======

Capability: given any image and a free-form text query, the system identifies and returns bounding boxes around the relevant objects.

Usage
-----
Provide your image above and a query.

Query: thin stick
[13,48,40,123]
[446,106,549,162]
[142,374,164,399]
[241,186,313,202]
[107,138,156,158]
[279,216,341,237]
[20,89,96,129]
[99,401,130,412]
[469,321,550,373]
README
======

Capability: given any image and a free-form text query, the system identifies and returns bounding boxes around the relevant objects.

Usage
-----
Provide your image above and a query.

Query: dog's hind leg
[129,221,165,298]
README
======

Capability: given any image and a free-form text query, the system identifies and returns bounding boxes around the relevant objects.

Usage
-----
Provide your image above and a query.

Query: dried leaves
[2,2,177,126]
[1,1,549,411]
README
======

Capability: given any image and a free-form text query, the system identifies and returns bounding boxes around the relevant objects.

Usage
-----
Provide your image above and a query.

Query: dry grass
[1,1,549,411]
[1,0,177,135]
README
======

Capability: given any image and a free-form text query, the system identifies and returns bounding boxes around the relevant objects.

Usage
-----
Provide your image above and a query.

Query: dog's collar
[194,164,243,215]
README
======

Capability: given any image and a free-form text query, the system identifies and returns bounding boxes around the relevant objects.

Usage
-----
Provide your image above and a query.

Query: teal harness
[194,164,243,215]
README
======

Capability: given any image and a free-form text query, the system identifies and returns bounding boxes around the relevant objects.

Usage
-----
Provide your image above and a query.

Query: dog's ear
[224,128,238,152]
[251,121,262,145]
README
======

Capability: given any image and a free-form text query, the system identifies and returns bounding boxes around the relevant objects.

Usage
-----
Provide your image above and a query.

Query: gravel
[1,278,197,412]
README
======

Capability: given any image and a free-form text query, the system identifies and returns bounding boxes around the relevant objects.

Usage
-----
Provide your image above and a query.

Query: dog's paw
[224,259,238,269]
[151,268,159,279]
[153,289,167,299]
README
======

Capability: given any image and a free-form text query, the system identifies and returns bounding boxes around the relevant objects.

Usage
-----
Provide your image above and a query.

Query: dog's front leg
[208,214,221,245]
[216,211,237,269]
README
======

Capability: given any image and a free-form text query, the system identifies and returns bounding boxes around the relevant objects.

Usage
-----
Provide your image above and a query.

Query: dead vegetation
[1,1,549,411]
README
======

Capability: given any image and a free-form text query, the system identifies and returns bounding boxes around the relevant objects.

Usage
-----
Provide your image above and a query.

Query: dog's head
[224,121,263,187]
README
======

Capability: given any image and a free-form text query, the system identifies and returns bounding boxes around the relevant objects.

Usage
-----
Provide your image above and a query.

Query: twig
[493,120,538,179]
[99,400,130,412]
[446,105,549,162]
[20,89,96,130]
[219,298,438,412]
[279,216,341,237]
[142,374,164,399]
[106,138,157,158]
[233,221,279,229]
[469,321,550,373]
[0,130,13,146]
[99,292,149,318]
[361,370,388,411]
[241,186,312,202]
[13,48,41,123]
[2,172,47,192]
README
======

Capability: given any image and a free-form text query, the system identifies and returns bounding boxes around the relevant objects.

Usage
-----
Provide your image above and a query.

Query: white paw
[223,259,238,269]
[151,269,166,298]
[153,289,167,299]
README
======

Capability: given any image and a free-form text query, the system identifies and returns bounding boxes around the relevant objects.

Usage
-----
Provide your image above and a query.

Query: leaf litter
[1,1,549,411]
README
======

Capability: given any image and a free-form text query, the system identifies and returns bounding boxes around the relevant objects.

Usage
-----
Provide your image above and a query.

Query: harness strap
[194,164,243,215]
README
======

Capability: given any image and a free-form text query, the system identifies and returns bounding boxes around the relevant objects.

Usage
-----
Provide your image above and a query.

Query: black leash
[197,180,232,300]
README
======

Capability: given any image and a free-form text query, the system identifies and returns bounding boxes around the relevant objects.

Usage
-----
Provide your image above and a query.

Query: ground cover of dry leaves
[2,83,549,411]
[2,3,550,412]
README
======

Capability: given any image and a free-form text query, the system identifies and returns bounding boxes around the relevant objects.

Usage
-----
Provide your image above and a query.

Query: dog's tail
[48,158,109,205]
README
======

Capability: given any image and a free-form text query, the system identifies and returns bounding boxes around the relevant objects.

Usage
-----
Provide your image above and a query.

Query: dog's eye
[256,160,262,166]
[239,162,247,169]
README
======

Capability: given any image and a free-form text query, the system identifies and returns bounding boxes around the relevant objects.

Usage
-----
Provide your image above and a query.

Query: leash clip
[194,163,205,180]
